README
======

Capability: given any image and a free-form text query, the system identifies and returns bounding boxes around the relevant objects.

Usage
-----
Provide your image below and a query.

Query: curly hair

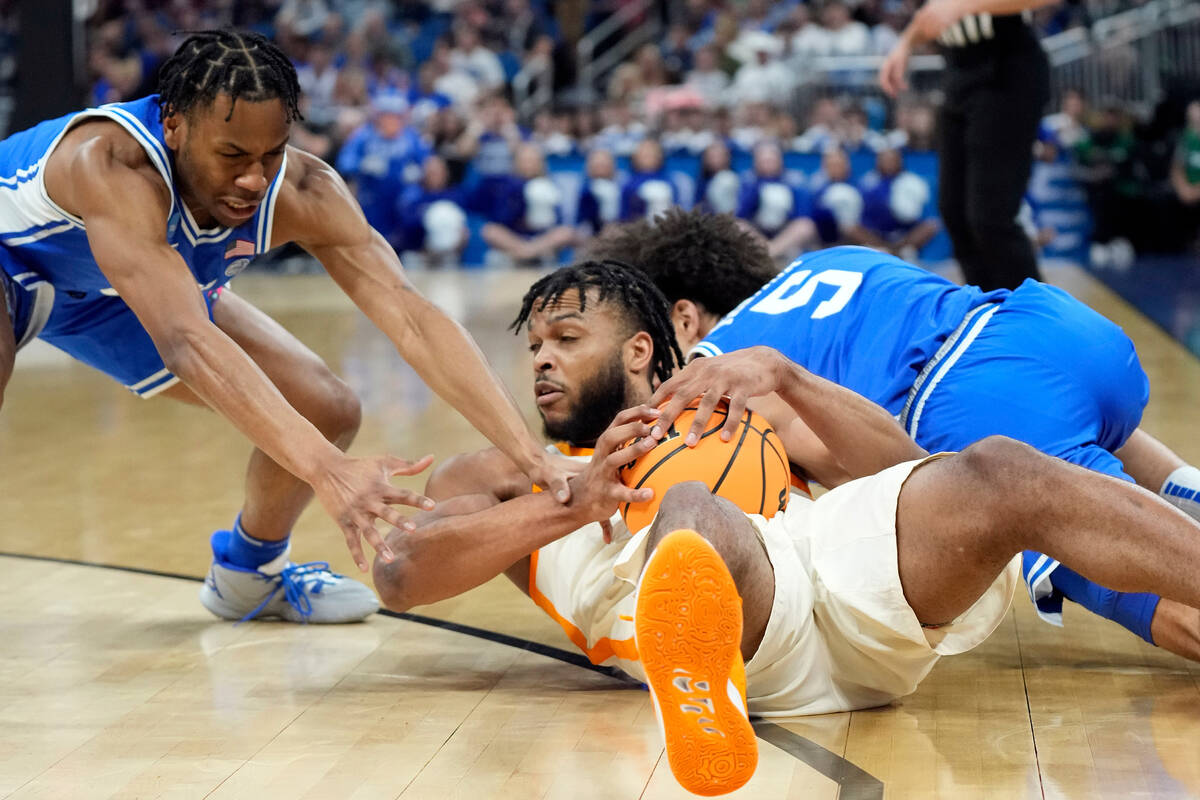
[157,30,302,123]
[510,259,683,386]
[583,208,779,317]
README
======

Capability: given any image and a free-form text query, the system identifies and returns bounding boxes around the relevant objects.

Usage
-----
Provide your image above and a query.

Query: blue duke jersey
[694,246,1157,642]
[693,247,1008,417]
[0,94,288,396]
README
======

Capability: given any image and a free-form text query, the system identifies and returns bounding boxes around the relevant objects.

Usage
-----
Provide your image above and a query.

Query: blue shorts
[3,267,219,398]
[903,278,1148,474]
[900,279,1157,634]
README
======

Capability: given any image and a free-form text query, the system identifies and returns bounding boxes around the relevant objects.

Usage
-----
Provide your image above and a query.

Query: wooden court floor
[0,263,1198,799]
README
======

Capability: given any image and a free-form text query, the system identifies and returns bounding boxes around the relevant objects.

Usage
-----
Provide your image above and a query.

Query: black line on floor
[754,721,884,800]
[0,550,887,794]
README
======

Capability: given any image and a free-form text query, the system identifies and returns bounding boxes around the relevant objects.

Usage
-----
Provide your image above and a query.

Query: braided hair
[156,30,302,123]
[511,260,684,386]
[584,208,778,317]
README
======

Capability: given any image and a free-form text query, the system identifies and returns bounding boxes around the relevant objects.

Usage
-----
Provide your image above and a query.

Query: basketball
[618,400,791,533]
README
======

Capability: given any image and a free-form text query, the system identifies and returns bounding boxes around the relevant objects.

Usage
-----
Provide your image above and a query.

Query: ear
[624,330,654,376]
[671,299,702,339]
[161,110,184,152]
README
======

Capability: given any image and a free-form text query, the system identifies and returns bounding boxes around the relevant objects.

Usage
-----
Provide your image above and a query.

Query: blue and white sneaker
[199,531,379,623]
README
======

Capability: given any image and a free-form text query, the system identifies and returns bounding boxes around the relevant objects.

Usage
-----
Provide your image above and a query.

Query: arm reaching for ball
[649,347,927,486]
[372,406,661,611]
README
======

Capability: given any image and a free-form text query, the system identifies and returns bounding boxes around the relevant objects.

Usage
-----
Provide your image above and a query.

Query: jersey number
[749,269,863,319]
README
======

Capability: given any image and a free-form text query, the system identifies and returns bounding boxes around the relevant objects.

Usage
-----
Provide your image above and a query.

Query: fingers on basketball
[618,402,791,533]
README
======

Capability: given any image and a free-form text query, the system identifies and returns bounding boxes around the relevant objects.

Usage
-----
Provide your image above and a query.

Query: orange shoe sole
[635,529,758,796]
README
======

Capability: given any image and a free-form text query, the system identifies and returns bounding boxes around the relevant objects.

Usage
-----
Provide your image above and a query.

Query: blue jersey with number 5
[691,247,1009,416]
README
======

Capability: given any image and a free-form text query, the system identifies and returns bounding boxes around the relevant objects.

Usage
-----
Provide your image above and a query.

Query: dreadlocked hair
[584,208,778,317]
[157,30,302,123]
[510,260,684,387]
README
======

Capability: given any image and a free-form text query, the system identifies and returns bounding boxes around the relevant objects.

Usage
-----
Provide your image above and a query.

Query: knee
[655,481,720,526]
[958,435,1035,479]
[956,435,1046,515]
[313,374,362,444]
[649,481,745,563]
[372,533,414,613]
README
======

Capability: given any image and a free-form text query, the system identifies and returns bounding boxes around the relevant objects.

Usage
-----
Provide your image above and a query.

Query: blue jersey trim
[0,164,40,188]
[900,303,1000,440]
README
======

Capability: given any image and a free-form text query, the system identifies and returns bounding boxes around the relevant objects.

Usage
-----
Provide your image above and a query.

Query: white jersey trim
[256,150,288,253]
[901,303,1000,440]
[33,105,178,230]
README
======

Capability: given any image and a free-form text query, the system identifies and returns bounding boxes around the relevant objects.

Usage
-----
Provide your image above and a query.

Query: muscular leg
[642,481,775,660]
[897,436,1200,626]
[1114,428,1183,493]
[160,289,361,541]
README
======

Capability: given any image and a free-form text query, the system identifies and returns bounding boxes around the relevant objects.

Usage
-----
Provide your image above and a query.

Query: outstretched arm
[649,346,927,485]
[48,127,431,573]
[274,148,576,501]
[373,407,661,612]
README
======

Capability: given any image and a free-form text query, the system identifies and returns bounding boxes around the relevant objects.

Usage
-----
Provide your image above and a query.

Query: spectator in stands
[1171,100,1200,248]
[621,138,680,221]
[429,36,481,107]
[792,97,843,153]
[1041,88,1089,154]
[577,149,623,236]
[662,25,695,80]
[428,106,471,184]
[729,31,794,106]
[685,44,730,109]
[789,4,826,58]
[893,99,938,151]
[737,140,817,259]
[503,0,551,56]
[532,109,578,157]
[396,155,470,264]
[1075,102,1137,269]
[854,147,940,260]
[791,0,871,56]
[696,140,742,215]
[819,0,873,55]
[336,94,429,244]
[730,100,775,153]
[810,146,865,244]
[594,100,648,157]
[332,61,373,131]
[450,23,505,92]
[480,143,577,264]
[572,106,603,151]
[840,104,887,153]
[458,93,529,212]
[408,61,453,127]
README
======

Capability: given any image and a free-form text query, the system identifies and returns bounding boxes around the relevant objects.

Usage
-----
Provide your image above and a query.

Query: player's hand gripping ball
[617,399,791,533]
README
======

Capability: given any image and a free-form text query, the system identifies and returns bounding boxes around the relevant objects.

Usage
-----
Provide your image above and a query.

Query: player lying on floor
[371,261,1200,796]
[588,208,1200,661]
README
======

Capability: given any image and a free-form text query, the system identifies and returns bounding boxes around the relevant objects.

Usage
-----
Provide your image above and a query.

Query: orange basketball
[618,400,791,533]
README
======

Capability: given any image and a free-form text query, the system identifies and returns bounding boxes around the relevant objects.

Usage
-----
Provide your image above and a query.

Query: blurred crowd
[1034,91,1200,266]
[73,0,1199,265]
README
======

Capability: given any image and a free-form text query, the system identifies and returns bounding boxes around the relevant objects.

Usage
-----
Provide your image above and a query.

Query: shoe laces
[238,561,341,623]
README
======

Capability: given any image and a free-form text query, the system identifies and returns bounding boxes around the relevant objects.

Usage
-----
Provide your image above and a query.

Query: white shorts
[528,456,1020,716]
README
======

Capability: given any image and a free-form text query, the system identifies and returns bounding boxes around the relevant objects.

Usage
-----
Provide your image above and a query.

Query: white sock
[1159,465,1200,522]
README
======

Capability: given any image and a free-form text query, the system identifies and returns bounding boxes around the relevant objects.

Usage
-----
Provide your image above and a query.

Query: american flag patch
[225,239,255,258]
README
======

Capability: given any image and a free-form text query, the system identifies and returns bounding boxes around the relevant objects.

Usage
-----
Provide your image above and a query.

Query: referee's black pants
[938,47,1050,291]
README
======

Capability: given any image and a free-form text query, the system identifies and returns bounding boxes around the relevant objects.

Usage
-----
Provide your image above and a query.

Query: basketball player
[879,0,1054,290]
[0,30,573,624]
[587,209,1200,661]
[371,260,1200,795]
